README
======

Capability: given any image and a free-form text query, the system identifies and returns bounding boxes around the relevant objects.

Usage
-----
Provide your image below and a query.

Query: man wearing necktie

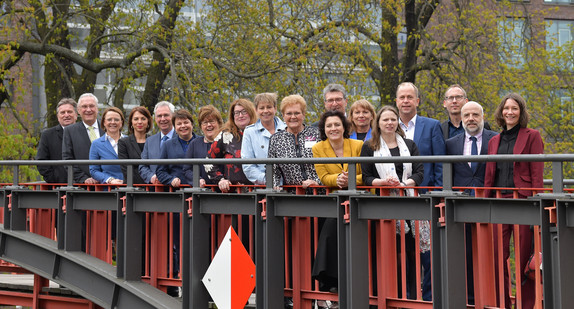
[139,101,176,184]
[445,101,498,304]
[62,93,103,184]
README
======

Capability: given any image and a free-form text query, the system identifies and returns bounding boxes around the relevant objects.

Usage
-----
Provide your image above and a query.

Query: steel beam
[0,228,179,309]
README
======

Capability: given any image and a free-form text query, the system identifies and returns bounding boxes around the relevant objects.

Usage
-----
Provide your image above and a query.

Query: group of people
[35,82,543,308]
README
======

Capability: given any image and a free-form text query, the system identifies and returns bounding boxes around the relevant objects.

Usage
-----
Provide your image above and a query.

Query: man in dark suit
[441,84,491,140]
[446,101,498,192]
[62,93,103,184]
[139,101,175,184]
[36,98,78,183]
[395,82,445,301]
[446,101,498,305]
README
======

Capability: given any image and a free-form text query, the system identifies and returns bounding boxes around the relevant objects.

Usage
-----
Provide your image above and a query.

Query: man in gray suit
[62,93,103,184]
[139,101,175,184]
[36,98,78,183]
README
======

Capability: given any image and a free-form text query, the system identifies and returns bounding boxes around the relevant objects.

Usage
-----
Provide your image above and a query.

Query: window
[546,19,574,69]
[498,18,530,68]
[544,0,573,4]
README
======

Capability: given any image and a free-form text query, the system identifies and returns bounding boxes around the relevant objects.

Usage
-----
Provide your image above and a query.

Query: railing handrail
[4,153,573,166]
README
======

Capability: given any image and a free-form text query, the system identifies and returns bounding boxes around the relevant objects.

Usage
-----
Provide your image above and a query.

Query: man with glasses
[441,84,490,140]
[62,93,103,184]
[312,83,348,126]
[139,101,176,184]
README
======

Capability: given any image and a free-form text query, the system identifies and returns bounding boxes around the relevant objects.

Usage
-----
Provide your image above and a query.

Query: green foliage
[0,108,39,183]
[1,0,574,181]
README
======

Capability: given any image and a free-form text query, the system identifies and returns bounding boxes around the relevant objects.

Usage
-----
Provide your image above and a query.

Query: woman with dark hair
[360,105,424,190]
[156,109,197,188]
[118,106,152,184]
[360,105,428,300]
[484,93,544,309]
[349,99,376,141]
[205,98,257,192]
[183,105,223,187]
[89,107,126,184]
[313,110,363,189]
[311,110,363,303]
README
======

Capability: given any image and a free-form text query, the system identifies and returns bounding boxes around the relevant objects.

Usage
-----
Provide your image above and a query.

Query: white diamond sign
[202,226,256,309]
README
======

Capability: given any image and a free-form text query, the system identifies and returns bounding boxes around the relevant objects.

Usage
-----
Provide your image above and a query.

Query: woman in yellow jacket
[312,110,363,190]
[311,110,362,308]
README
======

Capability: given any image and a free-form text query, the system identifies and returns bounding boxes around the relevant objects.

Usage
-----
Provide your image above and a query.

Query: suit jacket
[412,116,445,187]
[312,138,363,188]
[139,131,170,183]
[36,125,67,183]
[62,121,104,183]
[484,127,544,197]
[118,135,146,184]
[446,129,498,190]
[89,135,123,184]
[156,136,188,186]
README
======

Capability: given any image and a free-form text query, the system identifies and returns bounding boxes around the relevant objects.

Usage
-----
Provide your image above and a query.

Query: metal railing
[0,154,573,308]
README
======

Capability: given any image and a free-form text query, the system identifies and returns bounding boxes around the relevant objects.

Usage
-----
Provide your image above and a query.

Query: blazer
[156,136,188,186]
[62,121,104,183]
[312,138,363,188]
[89,135,124,184]
[118,135,146,184]
[412,116,445,187]
[441,119,492,140]
[484,127,544,197]
[446,129,498,190]
[139,130,173,183]
[36,124,67,183]
[360,138,424,186]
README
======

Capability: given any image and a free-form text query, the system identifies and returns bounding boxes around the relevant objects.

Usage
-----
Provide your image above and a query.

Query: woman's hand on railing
[372,176,400,187]
[301,179,318,189]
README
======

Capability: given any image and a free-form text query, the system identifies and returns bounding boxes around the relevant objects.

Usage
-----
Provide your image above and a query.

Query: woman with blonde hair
[349,99,376,141]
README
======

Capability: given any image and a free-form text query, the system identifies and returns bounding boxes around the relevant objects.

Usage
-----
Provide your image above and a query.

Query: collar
[465,130,483,141]
[400,114,417,128]
[161,128,175,140]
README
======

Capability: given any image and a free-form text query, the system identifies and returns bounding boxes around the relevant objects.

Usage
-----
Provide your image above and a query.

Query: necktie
[161,135,169,149]
[87,126,97,142]
[470,136,478,172]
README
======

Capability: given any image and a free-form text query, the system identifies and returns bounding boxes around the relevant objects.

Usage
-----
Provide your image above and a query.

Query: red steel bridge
[0,154,572,308]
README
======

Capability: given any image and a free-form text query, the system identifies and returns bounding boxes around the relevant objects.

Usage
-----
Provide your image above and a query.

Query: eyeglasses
[201,120,216,126]
[445,95,466,102]
[233,110,248,116]
[326,97,344,104]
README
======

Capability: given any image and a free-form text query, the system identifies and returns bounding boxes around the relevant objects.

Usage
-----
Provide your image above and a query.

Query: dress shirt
[448,120,465,139]
[464,131,483,168]
[399,114,417,140]
[241,117,287,184]
[106,134,120,154]
[83,121,101,140]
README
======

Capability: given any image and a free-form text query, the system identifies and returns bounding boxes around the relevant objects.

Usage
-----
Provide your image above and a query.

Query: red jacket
[484,127,544,197]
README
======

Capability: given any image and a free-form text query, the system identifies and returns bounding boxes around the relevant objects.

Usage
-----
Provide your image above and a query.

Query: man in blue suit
[395,82,445,301]
[139,101,175,184]
[446,101,497,305]
[396,82,445,188]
